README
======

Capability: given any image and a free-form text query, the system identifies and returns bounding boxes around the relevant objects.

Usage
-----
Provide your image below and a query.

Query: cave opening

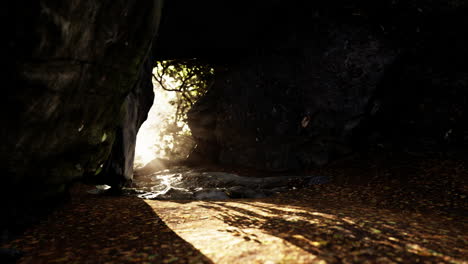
[134,60,214,169]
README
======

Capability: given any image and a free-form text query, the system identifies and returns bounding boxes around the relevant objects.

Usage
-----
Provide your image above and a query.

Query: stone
[182,1,468,170]
[103,51,156,188]
[2,0,163,231]
[226,186,267,199]
[188,23,396,171]
[86,185,111,195]
[307,176,331,185]
[152,187,194,200]
[194,190,230,200]
[131,169,332,200]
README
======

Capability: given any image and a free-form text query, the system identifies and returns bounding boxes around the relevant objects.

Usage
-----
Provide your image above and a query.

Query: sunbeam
[134,69,185,167]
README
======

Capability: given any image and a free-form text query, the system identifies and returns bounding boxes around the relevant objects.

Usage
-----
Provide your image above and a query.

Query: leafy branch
[152,60,214,123]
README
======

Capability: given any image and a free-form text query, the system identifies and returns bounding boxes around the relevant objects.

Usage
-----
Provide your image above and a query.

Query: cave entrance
[134,60,214,169]
[128,61,331,200]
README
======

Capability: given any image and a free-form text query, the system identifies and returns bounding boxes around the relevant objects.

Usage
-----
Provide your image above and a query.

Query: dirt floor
[2,153,467,263]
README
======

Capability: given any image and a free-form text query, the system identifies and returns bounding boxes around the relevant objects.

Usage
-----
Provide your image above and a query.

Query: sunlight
[144,199,466,264]
[134,69,187,167]
[145,200,327,264]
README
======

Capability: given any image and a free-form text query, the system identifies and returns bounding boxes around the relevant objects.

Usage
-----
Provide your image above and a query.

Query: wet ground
[125,166,330,200]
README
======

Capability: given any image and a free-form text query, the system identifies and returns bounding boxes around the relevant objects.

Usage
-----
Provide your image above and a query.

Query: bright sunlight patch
[134,61,214,168]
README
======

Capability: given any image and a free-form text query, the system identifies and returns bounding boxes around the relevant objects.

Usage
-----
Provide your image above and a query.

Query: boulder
[188,23,396,170]
[2,0,163,231]
[186,1,468,170]
[194,190,230,200]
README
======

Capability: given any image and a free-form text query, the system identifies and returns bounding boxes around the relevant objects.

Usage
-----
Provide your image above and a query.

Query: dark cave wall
[188,24,397,171]
[103,54,156,188]
[185,0,468,170]
[1,0,163,211]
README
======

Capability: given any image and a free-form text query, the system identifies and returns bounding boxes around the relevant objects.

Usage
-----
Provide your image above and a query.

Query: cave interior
[1,0,467,263]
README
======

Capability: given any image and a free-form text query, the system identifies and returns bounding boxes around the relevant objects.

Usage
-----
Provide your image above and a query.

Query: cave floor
[3,154,467,264]
[3,187,466,263]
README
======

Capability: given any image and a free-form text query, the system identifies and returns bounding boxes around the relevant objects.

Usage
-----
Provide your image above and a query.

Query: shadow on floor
[189,198,466,263]
[2,184,213,264]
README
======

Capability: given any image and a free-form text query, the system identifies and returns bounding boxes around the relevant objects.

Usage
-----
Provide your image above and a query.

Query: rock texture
[127,168,331,200]
[189,27,395,171]
[2,0,163,228]
[186,1,468,170]
[102,53,156,188]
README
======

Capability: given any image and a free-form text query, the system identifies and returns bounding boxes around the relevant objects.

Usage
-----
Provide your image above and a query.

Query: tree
[152,59,214,124]
[150,59,214,160]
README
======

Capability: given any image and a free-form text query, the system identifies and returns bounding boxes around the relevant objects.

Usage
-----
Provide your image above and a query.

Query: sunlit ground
[146,196,467,264]
[134,69,190,168]
[4,184,466,264]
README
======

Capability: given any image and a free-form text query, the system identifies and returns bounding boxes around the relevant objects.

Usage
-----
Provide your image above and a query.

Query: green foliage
[151,60,214,160]
[153,60,214,123]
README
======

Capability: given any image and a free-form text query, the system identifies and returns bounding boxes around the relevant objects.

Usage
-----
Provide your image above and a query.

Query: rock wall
[188,24,396,171]
[102,54,156,188]
[2,0,163,227]
[187,1,468,170]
